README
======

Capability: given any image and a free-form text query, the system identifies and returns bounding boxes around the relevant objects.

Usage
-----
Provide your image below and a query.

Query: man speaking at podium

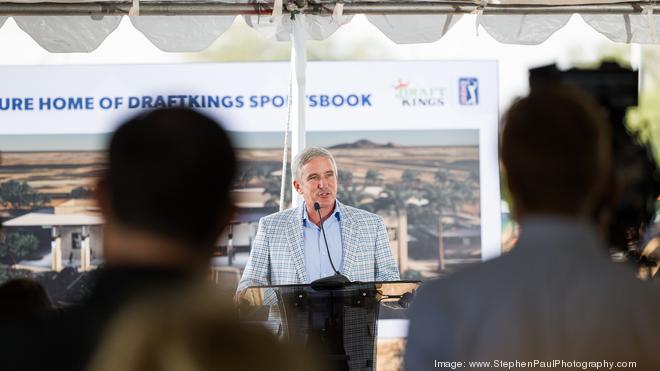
[238,147,399,291]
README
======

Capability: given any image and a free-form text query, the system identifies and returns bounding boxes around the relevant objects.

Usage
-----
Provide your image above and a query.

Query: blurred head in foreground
[501,84,611,220]
[97,108,236,269]
[0,278,52,318]
[403,85,658,371]
[88,286,316,371]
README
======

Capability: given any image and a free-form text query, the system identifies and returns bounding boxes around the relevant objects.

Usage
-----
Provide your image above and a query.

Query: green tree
[567,44,660,160]
[420,168,478,271]
[364,169,422,216]
[628,90,660,160]
[401,169,420,185]
[0,232,40,266]
[263,171,292,209]
[70,186,94,199]
[235,164,259,188]
[337,170,371,207]
[235,161,281,189]
[192,17,394,63]
[0,265,32,283]
[365,169,384,186]
[423,169,457,213]
[0,180,49,212]
[422,168,479,219]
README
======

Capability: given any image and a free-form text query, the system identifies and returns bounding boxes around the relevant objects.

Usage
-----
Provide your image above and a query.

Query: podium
[238,281,420,371]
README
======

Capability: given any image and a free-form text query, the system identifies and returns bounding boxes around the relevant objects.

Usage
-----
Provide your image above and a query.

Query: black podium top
[239,280,420,306]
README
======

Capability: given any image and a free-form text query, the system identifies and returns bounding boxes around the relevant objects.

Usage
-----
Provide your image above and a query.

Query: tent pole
[630,43,643,97]
[291,13,307,208]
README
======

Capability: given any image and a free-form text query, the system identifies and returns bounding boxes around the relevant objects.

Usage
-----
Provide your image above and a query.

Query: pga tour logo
[459,77,479,105]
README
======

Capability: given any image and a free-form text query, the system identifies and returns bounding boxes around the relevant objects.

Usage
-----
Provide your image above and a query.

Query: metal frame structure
[0,1,657,16]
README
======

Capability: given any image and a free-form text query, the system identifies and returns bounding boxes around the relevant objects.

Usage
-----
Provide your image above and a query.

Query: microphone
[310,202,350,290]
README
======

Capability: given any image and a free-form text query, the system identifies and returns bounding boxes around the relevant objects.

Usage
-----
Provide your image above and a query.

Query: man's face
[293,156,338,212]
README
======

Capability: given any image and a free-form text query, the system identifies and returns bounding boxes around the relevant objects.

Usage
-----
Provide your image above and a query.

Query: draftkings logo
[459,77,479,105]
[393,79,446,107]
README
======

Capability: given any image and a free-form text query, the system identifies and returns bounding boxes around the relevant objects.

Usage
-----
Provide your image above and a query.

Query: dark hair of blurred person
[99,108,236,268]
[3,108,237,371]
[0,278,52,318]
[501,84,611,218]
[89,285,318,371]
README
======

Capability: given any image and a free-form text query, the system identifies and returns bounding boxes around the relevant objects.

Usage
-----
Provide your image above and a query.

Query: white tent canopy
[0,0,659,52]
[0,0,649,253]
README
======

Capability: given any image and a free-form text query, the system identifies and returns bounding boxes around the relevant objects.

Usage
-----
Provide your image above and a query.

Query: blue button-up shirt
[302,202,344,281]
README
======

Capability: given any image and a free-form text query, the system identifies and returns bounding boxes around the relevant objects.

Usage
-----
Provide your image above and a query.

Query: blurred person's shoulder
[413,255,515,308]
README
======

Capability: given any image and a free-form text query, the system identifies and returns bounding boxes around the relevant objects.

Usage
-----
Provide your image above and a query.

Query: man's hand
[233,288,247,304]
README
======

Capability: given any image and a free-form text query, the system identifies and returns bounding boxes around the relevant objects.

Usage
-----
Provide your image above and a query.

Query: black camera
[529,63,660,268]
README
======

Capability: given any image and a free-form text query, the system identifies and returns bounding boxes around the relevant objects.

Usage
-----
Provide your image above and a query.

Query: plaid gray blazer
[238,201,400,291]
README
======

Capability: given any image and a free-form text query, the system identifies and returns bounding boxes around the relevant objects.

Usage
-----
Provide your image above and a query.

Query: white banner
[0,60,501,260]
[0,61,497,133]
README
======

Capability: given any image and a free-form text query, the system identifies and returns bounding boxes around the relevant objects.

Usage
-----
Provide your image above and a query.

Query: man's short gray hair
[292,147,338,182]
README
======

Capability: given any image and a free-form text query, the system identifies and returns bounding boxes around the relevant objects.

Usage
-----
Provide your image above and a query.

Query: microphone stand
[311,202,350,290]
